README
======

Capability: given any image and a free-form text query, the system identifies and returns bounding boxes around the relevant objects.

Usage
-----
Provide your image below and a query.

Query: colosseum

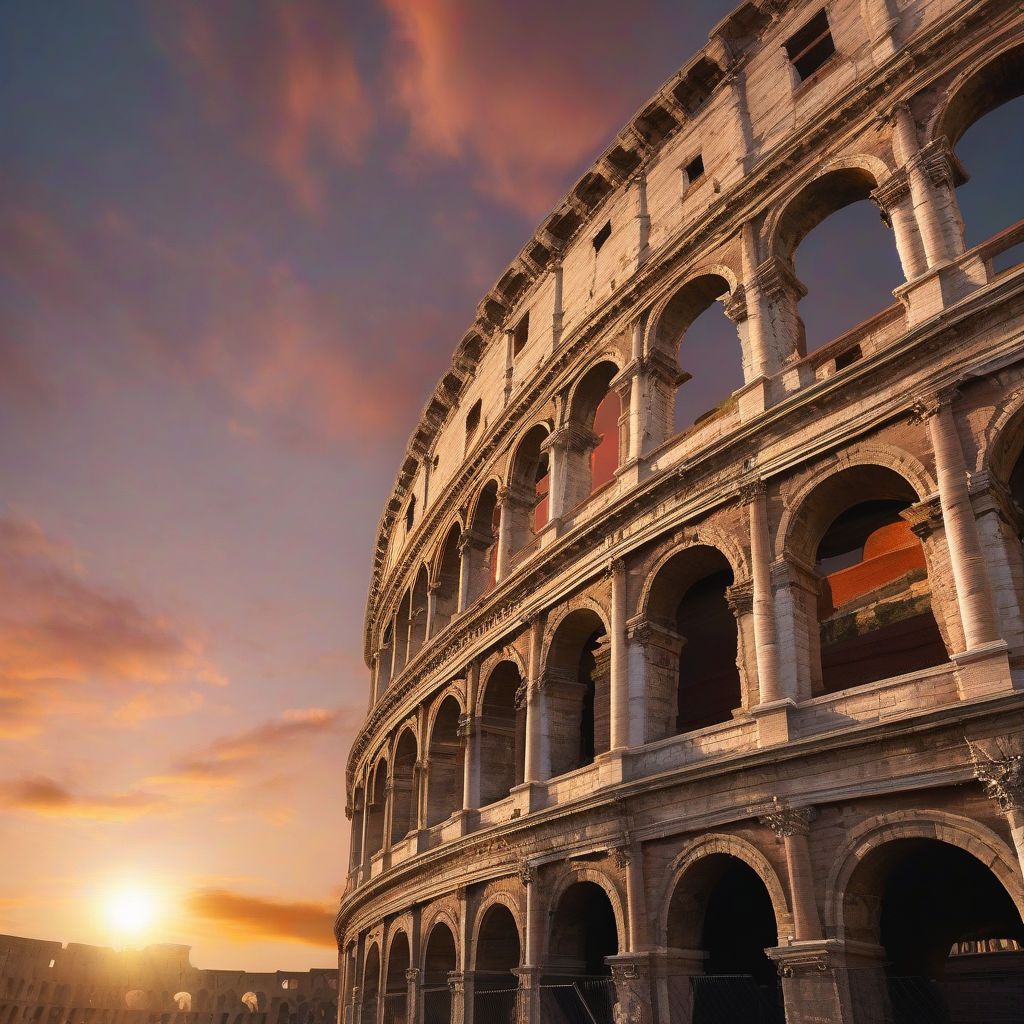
[0,935,337,1024]
[336,0,1024,1020]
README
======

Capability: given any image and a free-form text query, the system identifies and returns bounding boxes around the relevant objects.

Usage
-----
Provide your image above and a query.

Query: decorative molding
[759,800,817,838]
[969,742,1024,814]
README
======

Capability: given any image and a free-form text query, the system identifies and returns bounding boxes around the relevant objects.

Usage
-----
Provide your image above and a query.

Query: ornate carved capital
[776,951,832,977]
[518,860,536,886]
[918,138,961,190]
[612,845,631,870]
[759,800,816,837]
[457,713,473,739]
[404,968,420,985]
[543,421,601,454]
[738,477,766,504]
[722,284,748,324]
[900,496,943,540]
[754,256,807,303]
[514,682,529,710]
[870,169,910,214]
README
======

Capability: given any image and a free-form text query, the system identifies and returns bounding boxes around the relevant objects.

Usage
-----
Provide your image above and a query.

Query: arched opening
[508,425,550,556]
[432,524,462,634]
[805,467,947,694]
[644,545,740,740]
[383,932,409,1023]
[545,881,618,1020]
[465,481,500,604]
[375,621,394,693]
[778,167,902,355]
[564,362,622,509]
[842,838,1024,1022]
[667,854,782,1022]
[941,45,1024,266]
[360,946,379,1024]
[393,591,410,673]
[655,275,744,435]
[425,697,465,827]
[478,661,525,806]
[364,761,387,860]
[388,729,418,845]
[408,566,429,660]
[348,786,363,870]
[473,904,522,1023]
[544,609,608,777]
[422,923,457,1023]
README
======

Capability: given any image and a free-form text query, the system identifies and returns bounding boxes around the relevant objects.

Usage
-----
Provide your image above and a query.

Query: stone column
[771,553,822,703]
[633,171,650,269]
[739,222,776,385]
[725,579,757,709]
[456,534,472,613]
[414,760,427,832]
[627,616,686,744]
[516,862,544,1023]
[916,395,1002,656]
[403,969,418,1024]
[745,481,782,704]
[871,169,927,281]
[540,428,568,524]
[494,489,513,583]
[754,255,808,385]
[592,639,613,757]
[723,61,756,174]
[627,320,646,462]
[459,711,478,816]
[971,747,1024,873]
[447,973,465,1024]
[606,955,655,1024]
[759,802,822,940]
[425,579,440,641]
[523,615,547,784]
[609,559,630,751]
[551,257,564,350]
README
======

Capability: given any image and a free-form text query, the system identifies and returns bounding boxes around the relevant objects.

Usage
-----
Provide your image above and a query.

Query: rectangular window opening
[684,154,705,188]
[834,344,862,371]
[786,9,835,82]
[593,220,612,252]
[513,312,530,356]
[465,399,481,444]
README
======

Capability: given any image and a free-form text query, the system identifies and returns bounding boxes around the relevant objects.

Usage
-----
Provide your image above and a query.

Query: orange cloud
[157,1,372,211]
[186,888,336,948]
[0,776,168,821]
[150,706,348,789]
[0,515,224,737]
[383,0,666,216]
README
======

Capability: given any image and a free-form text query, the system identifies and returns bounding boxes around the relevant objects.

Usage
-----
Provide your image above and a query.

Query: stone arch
[359,943,380,1021]
[656,833,792,949]
[563,356,625,505]
[431,520,462,635]
[542,601,610,775]
[767,155,891,265]
[421,917,459,1020]
[472,897,523,990]
[383,929,410,1005]
[364,754,389,859]
[425,693,465,827]
[930,39,1024,150]
[645,263,741,352]
[477,658,525,805]
[388,727,418,845]
[825,809,1024,941]
[506,422,553,554]
[407,564,430,661]
[979,385,1024,482]
[544,866,625,980]
[776,446,934,563]
[464,479,502,604]
[472,890,526,965]
[541,595,611,668]
[424,683,467,742]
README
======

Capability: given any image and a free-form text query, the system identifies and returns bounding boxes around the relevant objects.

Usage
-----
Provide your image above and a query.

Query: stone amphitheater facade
[0,935,337,1024]
[337,0,1024,1020]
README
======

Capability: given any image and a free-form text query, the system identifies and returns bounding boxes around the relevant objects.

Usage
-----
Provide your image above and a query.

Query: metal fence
[380,992,407,1024]
[470,986,524,1024]
[420,987,451,1024]
[690,975,784,1024]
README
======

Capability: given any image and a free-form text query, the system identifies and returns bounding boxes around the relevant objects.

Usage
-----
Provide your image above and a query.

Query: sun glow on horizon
[103,884,161,940]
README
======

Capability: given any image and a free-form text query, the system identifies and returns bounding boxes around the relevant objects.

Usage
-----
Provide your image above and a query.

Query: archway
[473,904,522,1023]
[940,44,1024,265]
[464,481,500,604]
[776,166,902,355]
[478,662,524,806]
[544,609,608,776]
[348,786,363,870]
[433,523,462,634]
[842,838,1024,1022]
[644,545,740,740]
[408,566,429,660]
[360,945,380,1024]
[804,467,947,693]
[667,854,782,1022]
[364,761,387,860]
[422,923,457,1023]
[565,361,622,508]
[383,932,410,1023]
[425,697,464,827]
[508,425,550,556]
[389,729,417,845]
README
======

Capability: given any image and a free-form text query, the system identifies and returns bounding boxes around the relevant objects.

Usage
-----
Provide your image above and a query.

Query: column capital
[722,283,748,324]
[456,713,473,739]
[517,860,536,886]
[759,799,816,837]
[754,256,807,302]
[917,137,966,190]
[900,495,943,540]
[542,421,601,454]
[870,168,911,214]
[738,476,767,504]
[446,971,465,995]
[404,968,420,984]
[514,682,528,710]
[726,578,755,616]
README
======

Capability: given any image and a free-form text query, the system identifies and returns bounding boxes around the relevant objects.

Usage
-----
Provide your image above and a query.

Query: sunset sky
[0,0,1019,975]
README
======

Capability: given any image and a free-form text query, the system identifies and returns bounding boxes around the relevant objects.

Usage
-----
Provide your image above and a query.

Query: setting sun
[103,885,159,939]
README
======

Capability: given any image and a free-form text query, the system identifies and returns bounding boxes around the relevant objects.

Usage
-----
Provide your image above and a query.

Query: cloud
[186,888,336,948]
[0,515,224,738]
[0,776,168,821]
[156,1,372,211]
[383,0,669,216]
[150,706,348,790]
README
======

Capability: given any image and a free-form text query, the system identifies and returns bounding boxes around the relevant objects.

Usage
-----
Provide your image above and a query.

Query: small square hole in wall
[684,154,705,188]
[513,312,530,356]
[593,220,612,252]
[786,9,836,82]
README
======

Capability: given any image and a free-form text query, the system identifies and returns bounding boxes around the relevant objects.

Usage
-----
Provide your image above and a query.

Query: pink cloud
[0,776,169,822]
[383,0,666,216]
[157,1,372,211]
